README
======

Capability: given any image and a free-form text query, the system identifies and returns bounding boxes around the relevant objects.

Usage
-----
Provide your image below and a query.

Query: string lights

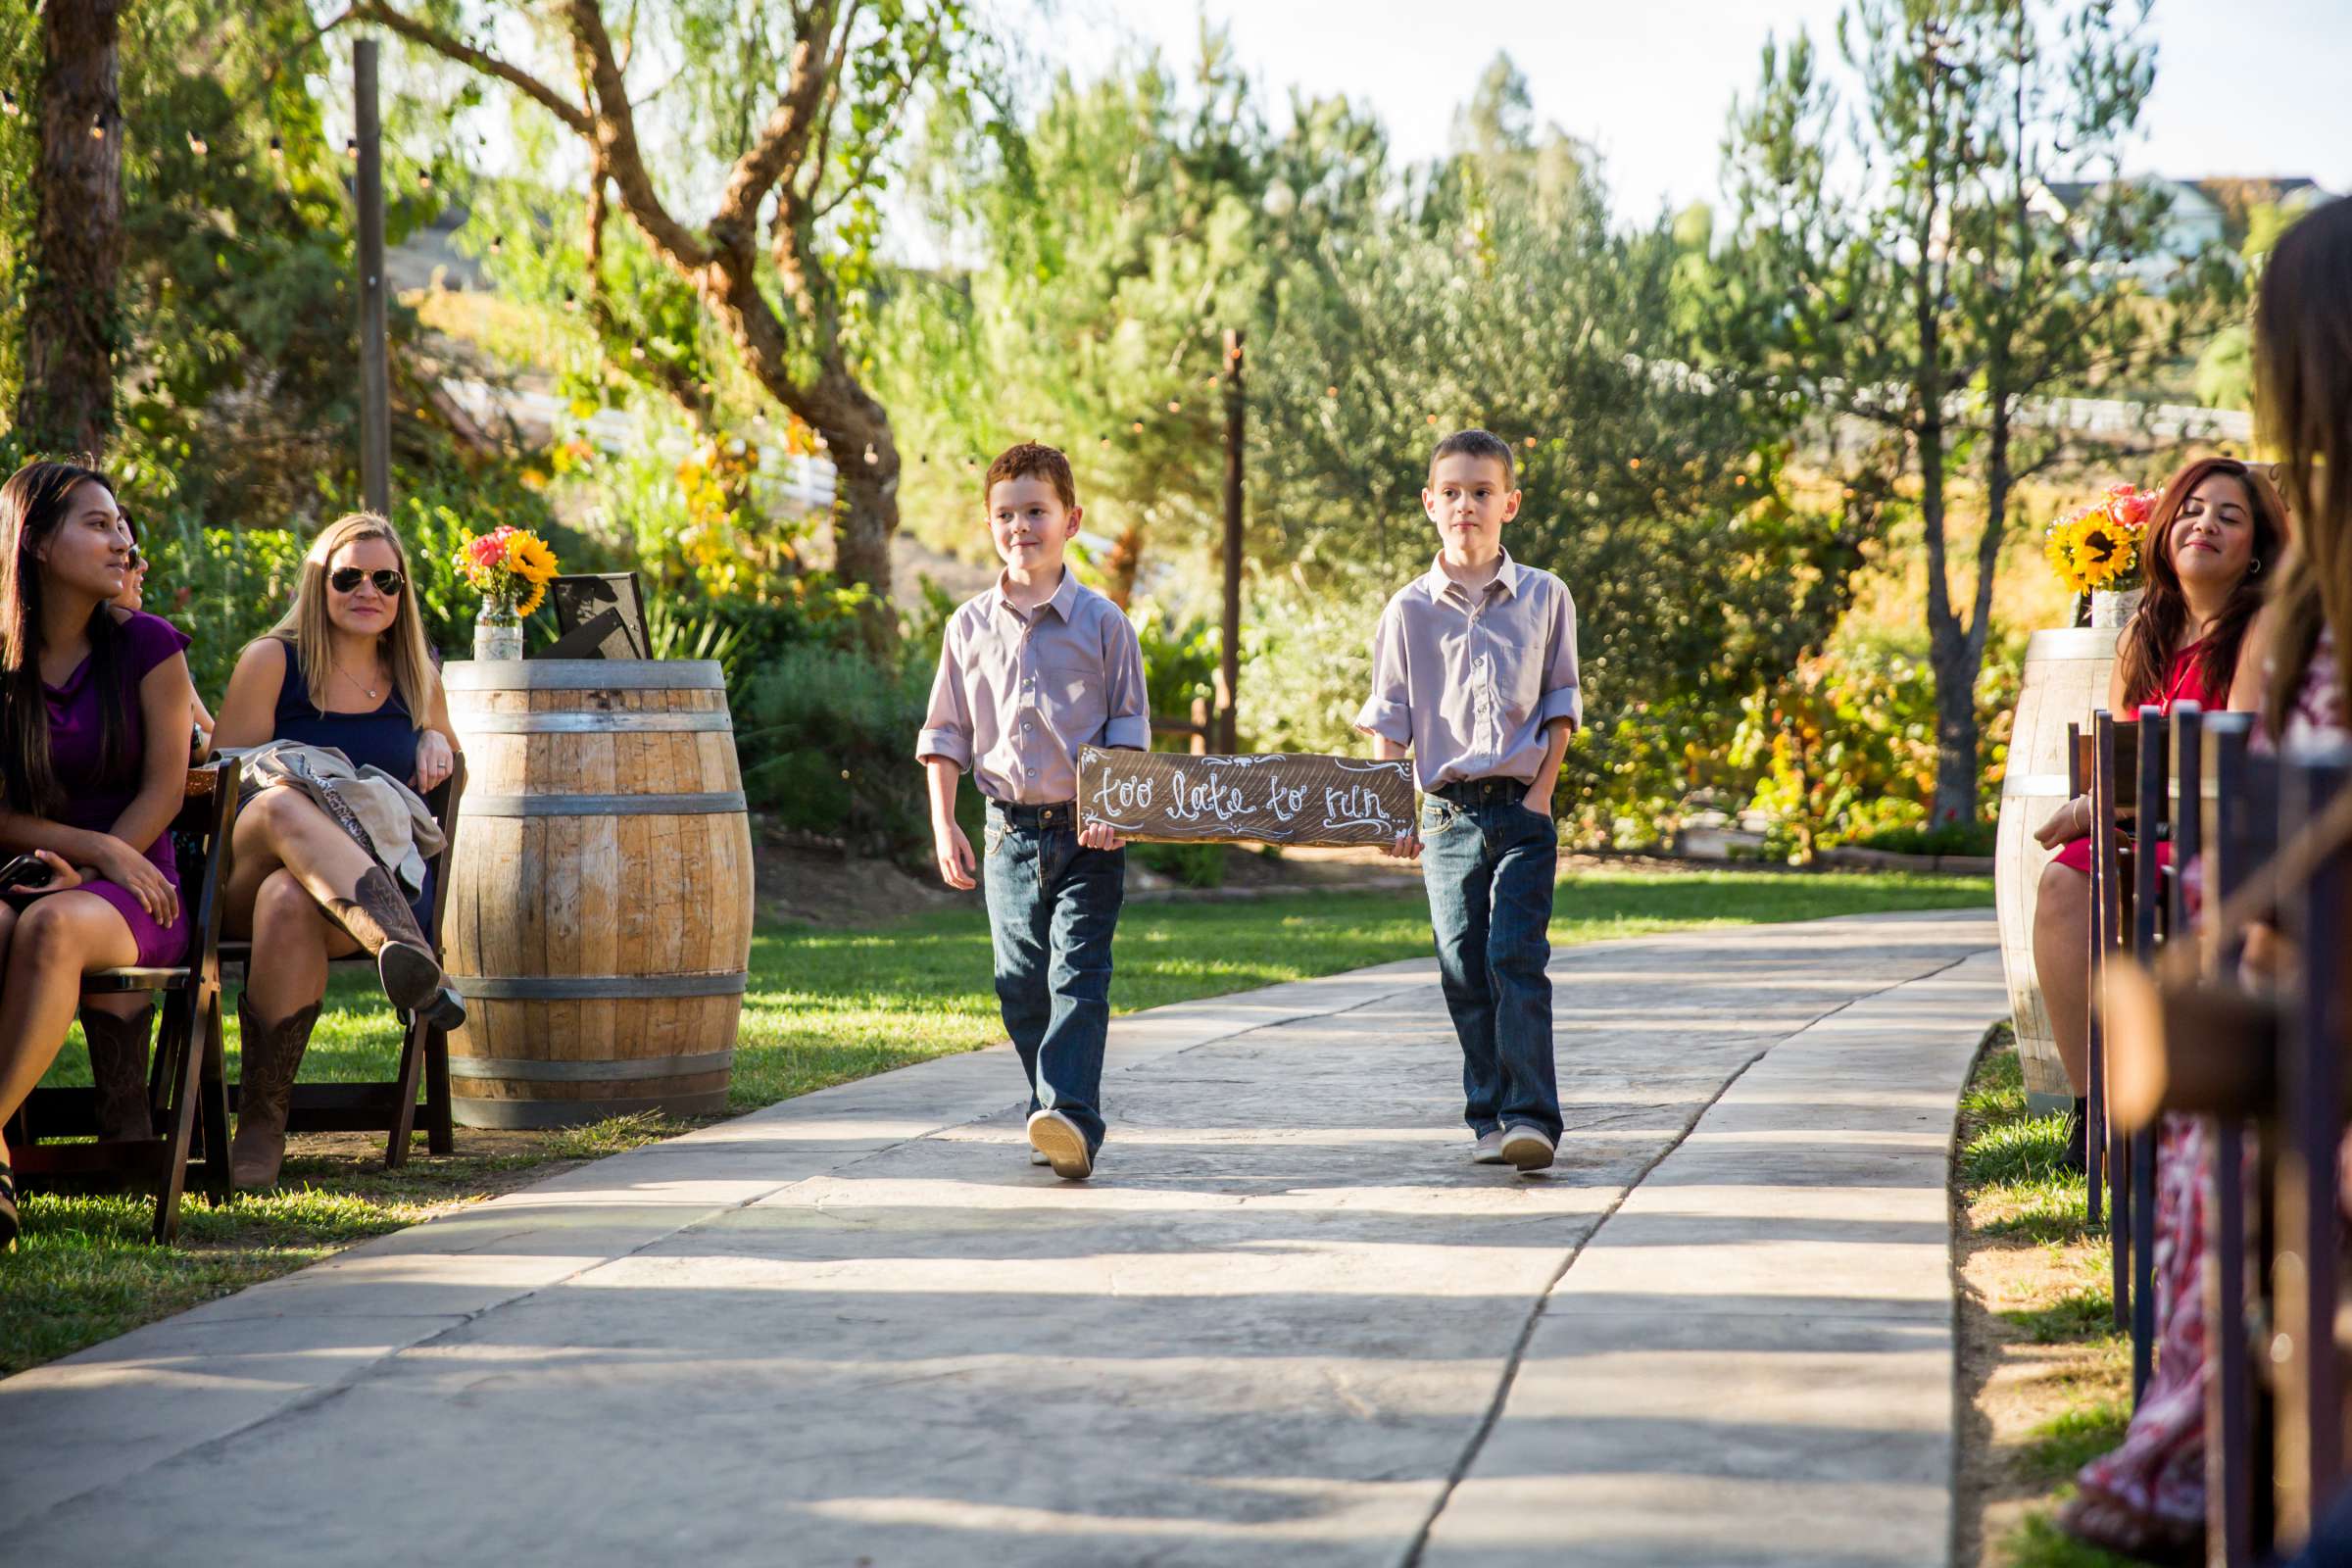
[1,90,18,118]
[186,129,208,157]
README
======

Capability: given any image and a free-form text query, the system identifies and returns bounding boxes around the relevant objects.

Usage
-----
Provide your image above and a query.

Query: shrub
[739,644,939,860]
[1134,841,1226,888]
[1847,820,1998,858]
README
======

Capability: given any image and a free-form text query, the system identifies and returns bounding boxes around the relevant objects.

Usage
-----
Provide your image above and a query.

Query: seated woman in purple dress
[209,512,463,1189]
[0,461,203,1249]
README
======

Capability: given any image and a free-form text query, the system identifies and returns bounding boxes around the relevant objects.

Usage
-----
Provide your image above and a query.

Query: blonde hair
[266,512,435,728]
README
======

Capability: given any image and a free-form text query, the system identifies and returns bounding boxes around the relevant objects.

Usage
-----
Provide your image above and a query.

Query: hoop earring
[2249,557,2263,577]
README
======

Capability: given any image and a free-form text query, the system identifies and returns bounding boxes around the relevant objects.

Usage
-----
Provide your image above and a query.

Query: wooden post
[355,38,391,516]
[1216,328,1245,754]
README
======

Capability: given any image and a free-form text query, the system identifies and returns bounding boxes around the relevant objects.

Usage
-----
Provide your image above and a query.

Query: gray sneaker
[1500,1124,1555,1172]
[1471,1129,1508,1164]
[1026,1108,1094,1180]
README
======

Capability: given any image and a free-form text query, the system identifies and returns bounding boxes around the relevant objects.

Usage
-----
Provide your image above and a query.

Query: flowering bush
[455,524,560,618]
[2044,483,2156,594]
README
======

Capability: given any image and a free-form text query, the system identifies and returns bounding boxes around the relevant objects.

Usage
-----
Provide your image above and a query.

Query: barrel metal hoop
[455,711,732,734]
[453,971,749,1000]
[464,791,747,817]
[448,1048,737,1083]
[445,660,725,693]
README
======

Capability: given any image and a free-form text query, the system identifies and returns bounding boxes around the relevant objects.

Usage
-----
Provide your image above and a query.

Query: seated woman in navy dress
[0,461,203,1249]
[210,512,463,1189]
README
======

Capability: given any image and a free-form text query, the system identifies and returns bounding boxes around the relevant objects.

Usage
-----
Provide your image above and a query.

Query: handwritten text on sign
[1078,748,1416,846]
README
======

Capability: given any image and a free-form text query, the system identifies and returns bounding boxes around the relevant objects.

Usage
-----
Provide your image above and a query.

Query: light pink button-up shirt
[1354,551,1582,792]
[917,568,1151,805]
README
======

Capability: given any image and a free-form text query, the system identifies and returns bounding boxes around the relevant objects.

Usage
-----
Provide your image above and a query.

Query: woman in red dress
[2030,458,2286,1164]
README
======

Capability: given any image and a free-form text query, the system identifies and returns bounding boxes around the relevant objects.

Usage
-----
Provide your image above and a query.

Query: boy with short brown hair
[1357,429,1581,1173]
[917,442,1150,1180]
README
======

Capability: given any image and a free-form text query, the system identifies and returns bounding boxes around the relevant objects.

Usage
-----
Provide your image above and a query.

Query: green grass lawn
[1956,1039,2135,1568]
[5,866,1990,1376]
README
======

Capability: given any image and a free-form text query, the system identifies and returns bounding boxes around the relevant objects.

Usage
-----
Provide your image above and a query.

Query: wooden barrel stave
[1993,627,2119,1109]
[442,660,753,1128]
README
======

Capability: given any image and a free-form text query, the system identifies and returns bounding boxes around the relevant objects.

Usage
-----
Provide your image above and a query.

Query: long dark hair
[2114,459,2287,710]
[2258,197,2352,739]
[1,460,127,815]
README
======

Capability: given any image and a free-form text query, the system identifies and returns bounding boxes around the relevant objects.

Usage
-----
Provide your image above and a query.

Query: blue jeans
[982,801,1125,1152]
[1420,781,1561,1140]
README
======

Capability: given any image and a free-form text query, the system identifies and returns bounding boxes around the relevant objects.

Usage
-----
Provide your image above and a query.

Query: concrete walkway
[0,909,2001,1567]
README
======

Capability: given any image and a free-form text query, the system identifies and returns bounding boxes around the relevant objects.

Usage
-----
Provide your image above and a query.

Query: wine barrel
[1993,627,2120,1113]
[440,659,755,1128]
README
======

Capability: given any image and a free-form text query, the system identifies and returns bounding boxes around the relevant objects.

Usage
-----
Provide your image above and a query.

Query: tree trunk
[15,0,125,456]
[1102,519,1144,610]
[1929,641,1980,826]
[827,437,897,598]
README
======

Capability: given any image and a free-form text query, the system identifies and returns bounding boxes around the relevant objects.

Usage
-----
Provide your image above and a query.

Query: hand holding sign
[1078,748,1417,848]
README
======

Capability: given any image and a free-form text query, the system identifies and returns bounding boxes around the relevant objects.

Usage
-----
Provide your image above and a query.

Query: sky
[1049,0,2352,219]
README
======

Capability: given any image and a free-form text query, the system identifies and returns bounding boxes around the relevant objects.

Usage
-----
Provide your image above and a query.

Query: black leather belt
[1432,777,1532,808]
[987,799,1077,828]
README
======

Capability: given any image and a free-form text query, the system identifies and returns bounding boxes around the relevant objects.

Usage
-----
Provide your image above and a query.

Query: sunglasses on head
[329,566,405,595]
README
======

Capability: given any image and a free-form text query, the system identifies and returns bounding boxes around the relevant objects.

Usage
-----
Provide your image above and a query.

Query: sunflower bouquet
[2044,483,2157,596]
[456,524,560,619]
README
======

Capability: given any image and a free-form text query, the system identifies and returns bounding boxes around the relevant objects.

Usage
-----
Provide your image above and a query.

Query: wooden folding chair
[2195,710,2267,1564]
[2269,742,2350,1544]
[220,756,465,1168]
[7,760,239,1243]
[2089,710,2139,1336]
[2070,720,2107,1229]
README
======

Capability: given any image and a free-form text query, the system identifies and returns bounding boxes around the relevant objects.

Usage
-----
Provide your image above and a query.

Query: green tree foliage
[1716,0,2228,825]
[352,0,982,610]
[1249,62,1864,832]
[880,32,1351,603]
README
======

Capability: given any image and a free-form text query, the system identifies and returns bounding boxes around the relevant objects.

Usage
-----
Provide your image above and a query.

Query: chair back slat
[2092,710,2134,1335]
[2272,745,2352,1540]
[2172,704,2203,940]
[2071,719,2107,1229]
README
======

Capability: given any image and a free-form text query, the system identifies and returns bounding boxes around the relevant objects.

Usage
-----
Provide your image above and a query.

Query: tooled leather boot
[230,993,320,1190]
[80,1003,157,1143]
[324,866,446,1012]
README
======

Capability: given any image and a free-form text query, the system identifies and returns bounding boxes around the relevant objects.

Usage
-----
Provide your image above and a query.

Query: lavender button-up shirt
[917,568,1151,805]
[1354,551,1582,792]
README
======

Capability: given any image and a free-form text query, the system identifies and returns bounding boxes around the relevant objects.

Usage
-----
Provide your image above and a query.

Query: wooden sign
[1078,747,1417,846]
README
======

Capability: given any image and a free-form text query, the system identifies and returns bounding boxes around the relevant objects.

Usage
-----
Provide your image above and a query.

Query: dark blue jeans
[982,801,1125,1153]
[1420,782,1561,1141]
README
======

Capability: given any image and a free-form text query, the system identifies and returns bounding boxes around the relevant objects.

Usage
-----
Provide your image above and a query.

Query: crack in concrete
[1396,943,1991,1568]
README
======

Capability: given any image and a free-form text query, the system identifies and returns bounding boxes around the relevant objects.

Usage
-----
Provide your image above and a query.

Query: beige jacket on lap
[226,740,445,898]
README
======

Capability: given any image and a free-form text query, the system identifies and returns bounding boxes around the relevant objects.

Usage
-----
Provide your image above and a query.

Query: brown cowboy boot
[323,866,446,1012]
[230,993,320,1190]
[80,1003,157,1143]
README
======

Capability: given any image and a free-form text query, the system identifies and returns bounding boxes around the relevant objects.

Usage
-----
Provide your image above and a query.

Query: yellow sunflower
[508,530,560,585]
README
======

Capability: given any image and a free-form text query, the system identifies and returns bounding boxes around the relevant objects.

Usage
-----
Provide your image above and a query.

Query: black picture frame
[543,572,649,660]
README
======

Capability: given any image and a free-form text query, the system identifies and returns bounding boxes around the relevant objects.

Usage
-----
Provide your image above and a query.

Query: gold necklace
[331,653,384,702]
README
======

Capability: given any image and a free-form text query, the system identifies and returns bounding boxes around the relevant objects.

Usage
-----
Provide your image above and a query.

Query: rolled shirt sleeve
[915,623,974,770]
[1352,602,1414,747]
[1538,582,1582,730]
[1100,611,1152,752]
